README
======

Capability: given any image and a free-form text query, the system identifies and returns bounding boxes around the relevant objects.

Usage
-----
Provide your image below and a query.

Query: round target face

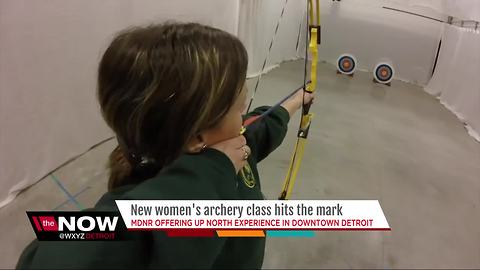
[373,63,394,84]
[337,54,356,75]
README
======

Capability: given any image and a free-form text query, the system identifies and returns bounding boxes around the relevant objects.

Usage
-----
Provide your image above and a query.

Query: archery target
[337,54,357,75]
[373,63,394,84]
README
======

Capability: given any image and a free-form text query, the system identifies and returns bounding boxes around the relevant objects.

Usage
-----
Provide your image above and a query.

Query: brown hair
[97,23,248,190]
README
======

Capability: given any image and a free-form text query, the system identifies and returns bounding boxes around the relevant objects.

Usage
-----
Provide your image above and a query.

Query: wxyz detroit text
[59,232,116,240]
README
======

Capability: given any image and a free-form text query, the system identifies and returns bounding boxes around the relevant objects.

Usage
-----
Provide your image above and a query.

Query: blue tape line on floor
[50,174,84,210]
[52,186,91,211]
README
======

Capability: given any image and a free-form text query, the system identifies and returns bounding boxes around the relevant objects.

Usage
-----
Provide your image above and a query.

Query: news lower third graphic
[27,200,390,240]
[118,200,391,237]
[27,211,126,241]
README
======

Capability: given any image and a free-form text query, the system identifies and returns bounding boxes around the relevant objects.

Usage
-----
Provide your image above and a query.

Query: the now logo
[58,216,118,232]
[26,211,126,241]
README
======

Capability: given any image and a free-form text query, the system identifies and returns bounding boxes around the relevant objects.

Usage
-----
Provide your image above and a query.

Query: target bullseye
[373,63,394,85]
[337,54,357,75]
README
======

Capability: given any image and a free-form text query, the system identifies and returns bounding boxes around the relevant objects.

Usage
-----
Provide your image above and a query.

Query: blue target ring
[337,54,356,75]
[374,63,394,84]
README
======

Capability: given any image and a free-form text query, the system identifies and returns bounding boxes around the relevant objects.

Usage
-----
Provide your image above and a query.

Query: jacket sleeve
[244,106,290,163]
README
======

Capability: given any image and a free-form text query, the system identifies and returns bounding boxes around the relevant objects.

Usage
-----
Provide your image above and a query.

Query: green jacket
[17,106,290,269]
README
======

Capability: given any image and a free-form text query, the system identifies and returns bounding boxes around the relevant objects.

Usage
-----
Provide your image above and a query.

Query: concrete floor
[1,60,479,268]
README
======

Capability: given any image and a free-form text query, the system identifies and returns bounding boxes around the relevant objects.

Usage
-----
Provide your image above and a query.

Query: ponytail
[107,146,133,191]
[108,145,161,191]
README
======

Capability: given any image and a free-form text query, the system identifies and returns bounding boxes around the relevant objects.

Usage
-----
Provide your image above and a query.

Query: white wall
[238,0,306,78]
[0,0,239,208]
[238,0,446,85]
[425,25,480,142]
[441,0,480,21]
[319,0,443,85]
[388,0,480,21]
